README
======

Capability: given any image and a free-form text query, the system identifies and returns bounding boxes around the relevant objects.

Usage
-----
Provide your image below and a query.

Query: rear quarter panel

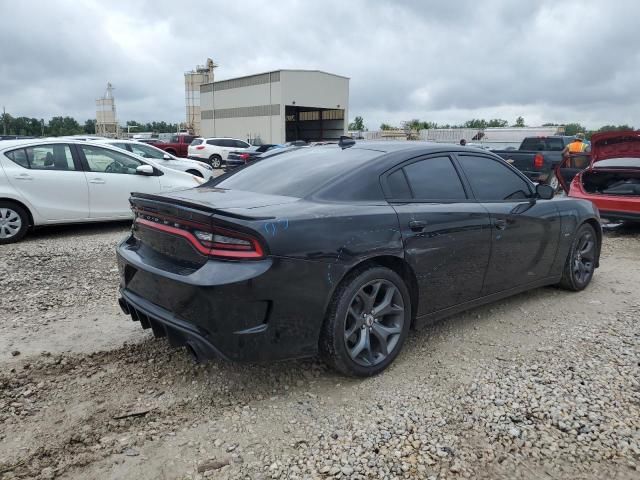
[551,197,602,273]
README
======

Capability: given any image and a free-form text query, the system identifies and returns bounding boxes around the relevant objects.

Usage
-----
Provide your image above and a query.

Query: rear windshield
[215,147,382,197]
[190,138,203,146]
[520,137,565,151]
[594,158,640,168]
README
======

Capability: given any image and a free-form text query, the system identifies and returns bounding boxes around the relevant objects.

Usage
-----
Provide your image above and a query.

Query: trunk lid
[590,130,640,166]
[158,185,299,212]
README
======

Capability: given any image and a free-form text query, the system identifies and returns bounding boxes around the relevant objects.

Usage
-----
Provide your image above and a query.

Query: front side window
[403,156,466,199]
[80,145,143,174]
[458,155,532,200]
[6,144,75,171]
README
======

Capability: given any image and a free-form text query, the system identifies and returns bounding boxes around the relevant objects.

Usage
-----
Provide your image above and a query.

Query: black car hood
[162,186,299,210]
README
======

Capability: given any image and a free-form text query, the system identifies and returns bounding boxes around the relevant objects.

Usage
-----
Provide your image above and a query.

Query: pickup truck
[151,134,196,158]
[492,136,575,190]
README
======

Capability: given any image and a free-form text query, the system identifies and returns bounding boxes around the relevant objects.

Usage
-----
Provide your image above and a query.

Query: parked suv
[188,138,251,168]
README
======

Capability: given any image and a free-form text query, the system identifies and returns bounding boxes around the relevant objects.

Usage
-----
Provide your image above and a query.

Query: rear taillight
[533,153,544,169]
[196,145,205,150]
[239,153,250,163]
[135,214,264,259]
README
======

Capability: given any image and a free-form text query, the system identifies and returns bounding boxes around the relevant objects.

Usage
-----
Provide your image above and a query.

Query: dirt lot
[1,222,639,480]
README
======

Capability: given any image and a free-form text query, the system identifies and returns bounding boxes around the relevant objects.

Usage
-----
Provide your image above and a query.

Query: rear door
[384,155,492,315]
[4,143,89,221]
[456,154,560,293]
[77,144,160,219]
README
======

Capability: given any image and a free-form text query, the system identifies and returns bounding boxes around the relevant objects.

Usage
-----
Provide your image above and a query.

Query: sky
[1,0,638,130]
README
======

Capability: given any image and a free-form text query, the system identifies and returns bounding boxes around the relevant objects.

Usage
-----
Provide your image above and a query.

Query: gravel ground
[0,221,638,480]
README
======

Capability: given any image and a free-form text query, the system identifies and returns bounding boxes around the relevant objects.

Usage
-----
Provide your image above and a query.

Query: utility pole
[2,106,6,135]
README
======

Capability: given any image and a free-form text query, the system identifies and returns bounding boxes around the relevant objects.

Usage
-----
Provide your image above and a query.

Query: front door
[384,155,492,315]
[4,143,89,221]
[77,144,160,219]
[456,154,561,294]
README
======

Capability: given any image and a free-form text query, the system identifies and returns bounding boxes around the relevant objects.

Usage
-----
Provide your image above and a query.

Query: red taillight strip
[135,218,264,259]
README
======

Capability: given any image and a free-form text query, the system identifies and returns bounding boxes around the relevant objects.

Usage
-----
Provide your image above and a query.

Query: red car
[557,131,640,222]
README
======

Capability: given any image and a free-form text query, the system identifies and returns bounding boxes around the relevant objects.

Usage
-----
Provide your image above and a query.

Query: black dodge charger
[117,141,601,376]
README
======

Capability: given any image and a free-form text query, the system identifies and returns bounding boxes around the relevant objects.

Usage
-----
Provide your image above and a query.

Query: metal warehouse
[199,70,349,144]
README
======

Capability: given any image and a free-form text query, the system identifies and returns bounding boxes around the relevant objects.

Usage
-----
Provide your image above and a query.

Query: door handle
[89,179,106,184]
[494,219,507,230]
[409,220,427,232]
[14,174,33,181]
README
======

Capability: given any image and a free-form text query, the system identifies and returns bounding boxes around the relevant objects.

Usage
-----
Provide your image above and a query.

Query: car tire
[0,201,29,244]
[319,266,411,377]
[558,223,598,291]
[547,172,560,192]
[186,169,203,178]
[209,155,222,169]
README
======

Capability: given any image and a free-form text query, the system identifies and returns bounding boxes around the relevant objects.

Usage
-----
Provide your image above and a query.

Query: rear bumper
[119,288,229,361]
[598,210,640,222]
[116,235,338,362]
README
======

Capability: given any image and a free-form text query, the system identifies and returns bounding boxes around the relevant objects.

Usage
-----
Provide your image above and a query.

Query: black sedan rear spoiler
[129,192,275,222]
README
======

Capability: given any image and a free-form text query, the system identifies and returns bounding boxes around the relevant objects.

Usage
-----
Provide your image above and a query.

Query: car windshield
[594,157,640,168]
[215,147,382,197]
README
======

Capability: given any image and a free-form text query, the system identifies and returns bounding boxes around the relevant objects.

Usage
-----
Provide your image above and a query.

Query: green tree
[563,123,587,136]
[84,119,96,134]
[513,116,526,127]
[348,116,366,131]
[487,119,508,127]
[380,123,397,131]
[47,116,83,136]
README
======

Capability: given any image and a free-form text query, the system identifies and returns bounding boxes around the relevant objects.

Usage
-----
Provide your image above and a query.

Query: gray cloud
[0,0,638,129]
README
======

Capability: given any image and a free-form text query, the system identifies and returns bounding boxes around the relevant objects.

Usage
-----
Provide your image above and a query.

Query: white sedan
[0,139,204,243]
[100,139,214,180]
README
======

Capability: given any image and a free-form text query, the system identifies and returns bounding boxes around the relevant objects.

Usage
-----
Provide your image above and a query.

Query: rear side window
[190,138,203,146]
[458,155,532,200]
[520,137,565,151]
[386,169,412,198]
[403,157,466,199]
[215,147,382,197]
[220,139,235,148]
[6,144,75,171]
[206,139,222,146]
[5,149,30,168]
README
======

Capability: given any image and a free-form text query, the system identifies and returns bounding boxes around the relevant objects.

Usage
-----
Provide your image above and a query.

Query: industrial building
[199,70,349,144]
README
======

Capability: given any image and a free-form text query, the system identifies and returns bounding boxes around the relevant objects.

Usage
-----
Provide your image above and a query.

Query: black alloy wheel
[559,223,597,291]
[320,266,411,377]
[344,279,405,367]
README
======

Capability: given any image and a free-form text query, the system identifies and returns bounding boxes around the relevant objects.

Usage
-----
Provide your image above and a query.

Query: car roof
[337,140,498,156]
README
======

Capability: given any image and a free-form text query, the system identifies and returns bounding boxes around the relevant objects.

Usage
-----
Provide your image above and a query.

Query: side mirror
[163,154,172,160]
[136,165,155,176]
[536,183,554,200]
